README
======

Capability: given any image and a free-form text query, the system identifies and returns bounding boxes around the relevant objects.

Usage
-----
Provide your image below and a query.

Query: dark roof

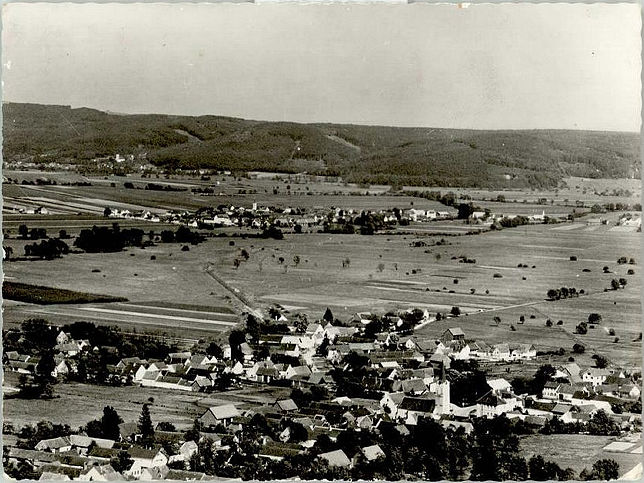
[399,397,436,413]
[477,391,506,407]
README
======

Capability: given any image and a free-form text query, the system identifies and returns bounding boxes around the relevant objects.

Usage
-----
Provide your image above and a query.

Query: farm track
[204,262,263,320]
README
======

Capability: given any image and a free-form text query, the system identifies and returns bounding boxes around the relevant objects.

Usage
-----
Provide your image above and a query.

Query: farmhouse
[318,449,351,468]
[582,368,611,386]
[199,404,241,428]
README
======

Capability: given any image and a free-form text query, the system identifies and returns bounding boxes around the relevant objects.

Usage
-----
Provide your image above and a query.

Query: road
[204,262,264,320]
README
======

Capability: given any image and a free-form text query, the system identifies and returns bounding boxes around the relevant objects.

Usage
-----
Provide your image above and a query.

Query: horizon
[3,100,641,135]
[2,3,641,132]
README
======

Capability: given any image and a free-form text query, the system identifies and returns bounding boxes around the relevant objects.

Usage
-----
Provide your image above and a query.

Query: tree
[110,450,134,473]
[101,406,123,441]
[157,421,176,432]
[206,341,223,359]
[103,207,112,217]
[138,404,154,444]
[590,459,619,480]
[293,255,300,267]
[575,322,588,335]
[36,351,56,381]
[572,343,585,354]
[293,313,308,333]
[245,314,261,343]
[450,306,461,317]
[588,313,602,324]
[323,308,334,324]
[593,354,609,369]
[18,224,28,239]
[529,455,563,481]
[610,279,620,290]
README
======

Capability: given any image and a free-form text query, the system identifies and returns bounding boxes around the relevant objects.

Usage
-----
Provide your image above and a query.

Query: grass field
[519,433,642,478]
[4,213,640,366]
[2,371,289,431]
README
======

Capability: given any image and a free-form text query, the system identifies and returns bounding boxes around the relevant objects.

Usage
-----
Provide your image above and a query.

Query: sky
[1,2,641,131]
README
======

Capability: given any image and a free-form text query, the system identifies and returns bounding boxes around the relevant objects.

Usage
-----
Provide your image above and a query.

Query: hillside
[3,102,640,188]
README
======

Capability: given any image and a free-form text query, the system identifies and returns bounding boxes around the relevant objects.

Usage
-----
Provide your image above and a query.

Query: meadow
[518,433,642,478]
[5,208,640,367]
[2,371,289,431]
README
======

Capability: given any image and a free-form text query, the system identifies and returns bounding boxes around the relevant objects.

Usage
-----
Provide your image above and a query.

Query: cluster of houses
[101,201,463,233]
[4,331,94,379]
[4,312,641,481]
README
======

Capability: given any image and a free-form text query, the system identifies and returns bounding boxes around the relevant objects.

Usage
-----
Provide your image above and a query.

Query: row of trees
[547,287,583,300]
[24,238,69,259]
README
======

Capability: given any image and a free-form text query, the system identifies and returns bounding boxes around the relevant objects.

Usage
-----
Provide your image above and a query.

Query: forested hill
[3,102,640,188]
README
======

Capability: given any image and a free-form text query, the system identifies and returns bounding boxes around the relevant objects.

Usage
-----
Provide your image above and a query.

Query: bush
[493,273,503,278]
[570,256,577,261]
[572,343,585,354]
[181,245,190,251]
[588,313,602,324]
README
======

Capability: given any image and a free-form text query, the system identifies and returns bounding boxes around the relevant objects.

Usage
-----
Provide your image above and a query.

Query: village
[3,304,641,481]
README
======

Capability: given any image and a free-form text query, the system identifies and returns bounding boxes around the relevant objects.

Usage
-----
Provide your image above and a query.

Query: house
[286,365,312,381]
[77,464,123,481]
[582,368,611,386]
[52,360,70,378]
[542,382,561,400]
[396,396,438,425]
[307,372,335,386]
[401,379,428,396]
[360,444,385,462]
[274,399,298,413]
[56,331,71,345]
[554,362,582,383]
[318,449,352,468]
[353,312,374,325]
[487,378,513,395]
[240,343,254,362]
[126,446,168,479]
[140,465,170,480]
[441,328,465,344]
[509,343,536,360]
[172,440,198,463]
[248,361,279,383]
[199,404,241,428]
[39,472,71,481]
[476,391,521,418]
[440,420,474,434]
[168,352,192,364]
[55,342,81,356]
[35,437,73,453]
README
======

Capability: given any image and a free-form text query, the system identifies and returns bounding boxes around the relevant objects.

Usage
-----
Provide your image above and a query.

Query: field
[2,281,128,305]
[518,433,642,478]
[4,209,640,368]
[2,371,289,431]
